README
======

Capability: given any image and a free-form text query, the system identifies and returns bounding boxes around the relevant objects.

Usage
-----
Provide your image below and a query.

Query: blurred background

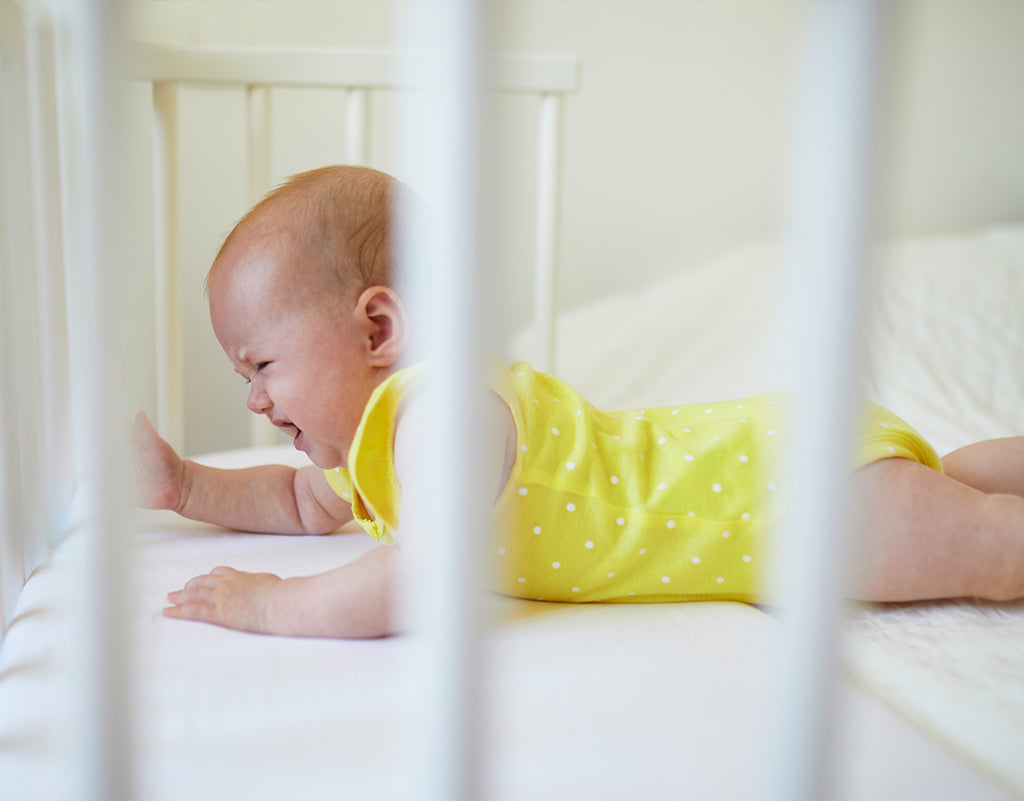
[115,0,1024,456]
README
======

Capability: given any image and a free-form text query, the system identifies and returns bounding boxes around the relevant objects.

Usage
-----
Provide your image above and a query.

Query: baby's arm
[163,546,396,638]
[162,391,516,639]
[132,411,353,534]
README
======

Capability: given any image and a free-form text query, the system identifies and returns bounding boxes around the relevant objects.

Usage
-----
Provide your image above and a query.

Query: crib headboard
[121,40,580,453]
[0,3,579,630]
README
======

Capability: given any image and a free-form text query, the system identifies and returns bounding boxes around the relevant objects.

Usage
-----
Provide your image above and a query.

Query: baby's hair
[206,165,394,298]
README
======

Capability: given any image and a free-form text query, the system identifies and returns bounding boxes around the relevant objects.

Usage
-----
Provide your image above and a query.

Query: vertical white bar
[152,81,185,453]
[246,84,278,448]
[344,87,368,165]
[398,1,489,798]
[0,20,27,631]
[533,92,562,374]
[67,0,133,797]
[26,6,75,551]
[764,2,887,800]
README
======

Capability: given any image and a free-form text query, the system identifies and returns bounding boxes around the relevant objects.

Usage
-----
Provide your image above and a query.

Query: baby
[134,164,1024,639]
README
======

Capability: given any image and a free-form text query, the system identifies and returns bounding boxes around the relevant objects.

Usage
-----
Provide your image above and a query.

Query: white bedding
[2,227,1023,800]
[509,224,1024,796]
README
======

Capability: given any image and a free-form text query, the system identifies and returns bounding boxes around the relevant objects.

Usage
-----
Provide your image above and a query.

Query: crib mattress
[0,445,1017,801]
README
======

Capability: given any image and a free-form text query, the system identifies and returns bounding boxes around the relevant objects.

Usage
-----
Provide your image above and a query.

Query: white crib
[2,2,1024,800]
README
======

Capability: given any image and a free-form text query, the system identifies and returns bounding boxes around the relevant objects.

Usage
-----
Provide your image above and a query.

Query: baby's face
[209,242,381,469]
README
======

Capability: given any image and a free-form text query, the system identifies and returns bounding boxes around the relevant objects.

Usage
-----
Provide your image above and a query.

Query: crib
[2,1,1024,799]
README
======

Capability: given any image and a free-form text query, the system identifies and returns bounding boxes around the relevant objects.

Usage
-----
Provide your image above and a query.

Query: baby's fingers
[162,600,213,621]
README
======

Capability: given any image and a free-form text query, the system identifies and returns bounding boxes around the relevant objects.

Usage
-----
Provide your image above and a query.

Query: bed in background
[2,2,1024,799]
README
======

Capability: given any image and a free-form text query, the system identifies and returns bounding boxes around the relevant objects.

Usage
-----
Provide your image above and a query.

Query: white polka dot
[742,555,752,563]
[672,409,680,415]
[765,400,774,406]
[639,548,647,555]
[767,429,776,437]
[635,415,644,421]
[551,427,560,436]
[585,540,594,549]
[566,503,576,512]
[572,586,580,593]
[712,483,723,493]
[685,454,694,462]
[741,513,751,520]
[607,572,615,578]
[768,482,777,491]
[736,404,744,410]
[334,467,342,473]
[517,577,526,583]
[518,487,528,496]
[716,576,725,584]
[566,461,576,470]
[552,562,561,569]
[553,398,561,403]
[342,493,350,500]
[887,446,896,454]
[683,428,692,433]
[497,547,506,555]
[661,576,671,584]
[687,512,696,518]
[616,517,626,526]
[705,408,713,414]
[881,422,890,428]
[657,482,668,490]
[533,526,542,535]
[722,530,731,538]
[610,475,619,484]
[692,556,701,564]
[520,444,528,453]
[666,520,676,529]
[658,437,667,445]
[739,454,749,463]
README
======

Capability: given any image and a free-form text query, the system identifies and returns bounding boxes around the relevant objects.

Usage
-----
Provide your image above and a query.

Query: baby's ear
[356,286,407,366]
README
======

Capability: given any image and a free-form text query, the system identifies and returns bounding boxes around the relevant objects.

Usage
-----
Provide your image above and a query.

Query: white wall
[120,0,1024,456]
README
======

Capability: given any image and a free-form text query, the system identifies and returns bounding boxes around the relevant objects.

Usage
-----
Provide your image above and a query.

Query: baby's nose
[246,383,272,415]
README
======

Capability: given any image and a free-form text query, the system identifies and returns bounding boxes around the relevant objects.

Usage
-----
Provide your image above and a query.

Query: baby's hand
[130,411,186,511]
[163,566,282,634]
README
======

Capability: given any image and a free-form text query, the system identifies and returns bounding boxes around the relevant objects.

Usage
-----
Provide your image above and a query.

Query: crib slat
[245,84,279,449]
[533,92,563,374]
[344,88,368,165]
[67,0,134,796]
[152,81,185,453]
[764,2,888,800]
[0,1,26,633]
[25,8,73,556]
[397,1,492,796]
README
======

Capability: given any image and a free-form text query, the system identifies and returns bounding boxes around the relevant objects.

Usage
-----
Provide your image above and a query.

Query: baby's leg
[941,436,1024,496]
[848,457,1024,603]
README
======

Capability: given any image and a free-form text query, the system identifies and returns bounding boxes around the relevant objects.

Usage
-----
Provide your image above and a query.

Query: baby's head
[206,165,408,468]
[208,164,395,302]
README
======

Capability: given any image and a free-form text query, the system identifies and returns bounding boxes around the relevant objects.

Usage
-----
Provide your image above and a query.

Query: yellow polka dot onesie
[324,361,942,604]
